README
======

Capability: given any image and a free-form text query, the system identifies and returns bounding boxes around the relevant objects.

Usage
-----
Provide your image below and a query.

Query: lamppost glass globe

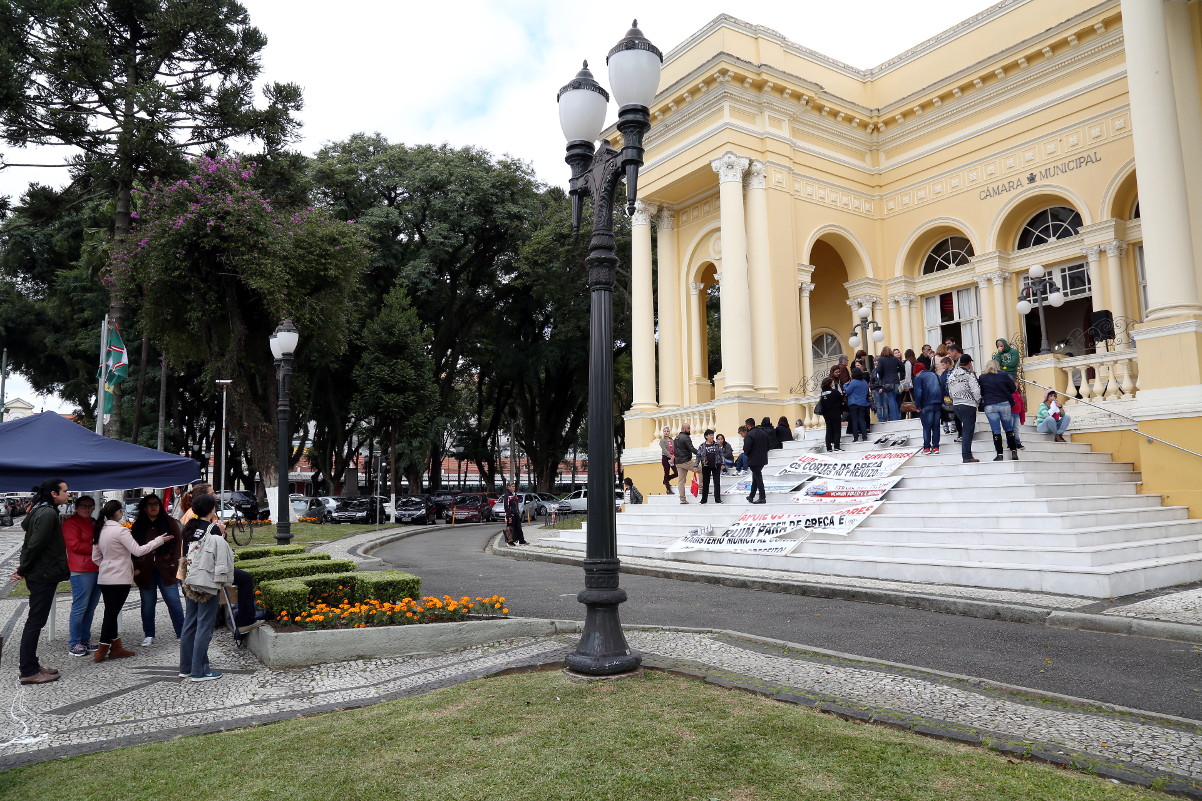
[557,62,609,143]
[872,329,886,343]
[849,335,861,349]
[857,306,870,320]
[606,21,663,108]
[1017,300,1033,316]
[1049,291,1066,307]
[1028,264,1046,279]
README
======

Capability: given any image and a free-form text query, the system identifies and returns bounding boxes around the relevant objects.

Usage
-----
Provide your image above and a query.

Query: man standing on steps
[674,424,699,504]
[743,417,770,504]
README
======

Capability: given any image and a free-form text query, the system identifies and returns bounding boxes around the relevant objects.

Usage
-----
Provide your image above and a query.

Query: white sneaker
[141,636,154,647]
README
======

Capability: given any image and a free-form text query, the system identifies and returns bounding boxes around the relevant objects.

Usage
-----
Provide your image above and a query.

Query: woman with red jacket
[64,496,100,658]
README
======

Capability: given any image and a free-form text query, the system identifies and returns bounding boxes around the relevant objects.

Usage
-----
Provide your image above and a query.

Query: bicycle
[228,508,253,546]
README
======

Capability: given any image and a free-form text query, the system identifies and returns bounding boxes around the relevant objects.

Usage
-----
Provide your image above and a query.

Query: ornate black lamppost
[1016,264,1065,355]
[848,304,885,351]
[556,21,662,677]
[269,319,298,546]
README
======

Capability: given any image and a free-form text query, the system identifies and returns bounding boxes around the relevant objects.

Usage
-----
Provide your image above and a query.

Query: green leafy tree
[311,133,542,488]
[353,286,438,498]
[0,0,302,434]
[110,155,367,485]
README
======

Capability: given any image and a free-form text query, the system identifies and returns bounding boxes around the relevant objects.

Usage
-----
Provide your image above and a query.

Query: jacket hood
[996,338,1019,354]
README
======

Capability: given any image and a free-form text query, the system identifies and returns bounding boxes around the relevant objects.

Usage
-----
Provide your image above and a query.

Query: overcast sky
[1,1,998,413]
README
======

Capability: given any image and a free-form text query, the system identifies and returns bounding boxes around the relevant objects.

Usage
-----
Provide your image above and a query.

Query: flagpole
[96,315,108,435]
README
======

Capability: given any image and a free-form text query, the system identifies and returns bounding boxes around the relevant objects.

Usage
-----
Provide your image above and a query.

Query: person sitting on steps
[1036,390,1072,442]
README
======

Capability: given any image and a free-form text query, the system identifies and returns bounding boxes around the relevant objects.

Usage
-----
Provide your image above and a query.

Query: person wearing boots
[978,361,1020,461]
[658,426,678,494]
[743,417,771,504]
[946,354,983,463]
[696,429,724,504]
[15,478,71,684]
[91,499,173,662]
[674,424,699,504]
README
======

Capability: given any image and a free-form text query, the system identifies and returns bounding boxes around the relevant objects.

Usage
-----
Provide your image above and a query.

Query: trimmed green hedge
[258,570,421,617]
[235,545,306,561]
[234,553,331,572]
[238,557,356,584]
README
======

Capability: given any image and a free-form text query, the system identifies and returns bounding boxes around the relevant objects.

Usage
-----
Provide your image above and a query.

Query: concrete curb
[498,537,1202,646]
[245,616,581,667]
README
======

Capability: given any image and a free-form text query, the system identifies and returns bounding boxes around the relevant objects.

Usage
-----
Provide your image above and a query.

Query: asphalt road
[373,524,1202,720]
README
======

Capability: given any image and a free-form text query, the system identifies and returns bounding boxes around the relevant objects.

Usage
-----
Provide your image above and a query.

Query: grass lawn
[0,670,1171,801]
[543,514,585,530]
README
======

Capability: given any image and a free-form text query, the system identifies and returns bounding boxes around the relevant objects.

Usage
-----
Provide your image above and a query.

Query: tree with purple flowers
[111,155,366,486]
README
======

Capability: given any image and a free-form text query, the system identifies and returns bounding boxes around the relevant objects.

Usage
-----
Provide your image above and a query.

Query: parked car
[561,488,624,514]
[446,493,495,524]
[1,495,27,519]
[490,491,568,520]
[217,490,265,521]
[331,496,389,524]
[430,491,458,520]
[291,497,333,524]
[395,495,438,524]
[124,500,140,523]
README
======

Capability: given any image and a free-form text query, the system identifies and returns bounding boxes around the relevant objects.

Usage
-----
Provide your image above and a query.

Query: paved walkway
[1,523,1199,796]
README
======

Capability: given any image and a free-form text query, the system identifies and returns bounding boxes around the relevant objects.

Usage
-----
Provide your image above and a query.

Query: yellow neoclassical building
[620,0,1202,515]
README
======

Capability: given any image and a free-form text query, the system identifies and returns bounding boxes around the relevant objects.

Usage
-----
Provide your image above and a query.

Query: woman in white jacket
[178,494,235,682]
[91,499,173,662]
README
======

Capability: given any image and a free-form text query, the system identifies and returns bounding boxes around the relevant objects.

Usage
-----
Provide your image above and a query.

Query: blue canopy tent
[0,411,201,492]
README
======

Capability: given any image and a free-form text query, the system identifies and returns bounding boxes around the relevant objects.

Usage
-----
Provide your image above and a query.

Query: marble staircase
[539,417,1202,598]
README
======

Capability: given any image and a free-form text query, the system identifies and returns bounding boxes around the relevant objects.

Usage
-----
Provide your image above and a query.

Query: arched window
[1017,206,1082,249]
[1132,200,1140,219]
[811,332,843,378]
[922,236,975,274]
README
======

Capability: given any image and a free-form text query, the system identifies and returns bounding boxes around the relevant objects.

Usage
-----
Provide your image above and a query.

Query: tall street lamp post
[848,305,886,351]
[1016,264,1065,355]
[216,379,232,515]
[556,21,662,677]
[269,319,299,546]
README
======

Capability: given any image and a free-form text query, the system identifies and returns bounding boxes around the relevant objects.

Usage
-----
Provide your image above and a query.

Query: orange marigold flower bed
[273,595,508,631]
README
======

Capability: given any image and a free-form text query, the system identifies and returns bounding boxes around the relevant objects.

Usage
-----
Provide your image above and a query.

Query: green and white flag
[99,324,129,414]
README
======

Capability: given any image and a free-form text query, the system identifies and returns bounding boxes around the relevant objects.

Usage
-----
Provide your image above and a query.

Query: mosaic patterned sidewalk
[0,615,1199,795]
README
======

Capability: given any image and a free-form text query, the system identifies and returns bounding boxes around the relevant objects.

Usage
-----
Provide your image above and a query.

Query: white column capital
[980,270,1007,286]
[657,208,676,230]
[631,200,653,227]
[1082,244,1103,261]
[798,281,816,297]
[848,295,882,312]
[711,151,750,183]
[689,281,705,295]
[746,160,766,190]
[893,292,919,306]
[1104,240,1128,258]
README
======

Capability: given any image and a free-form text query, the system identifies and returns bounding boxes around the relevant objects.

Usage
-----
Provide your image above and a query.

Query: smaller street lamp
[453,445,465,491]
[848,304,886,351]
[216,379,233,519]
[269,319,299,546]
[1016,264,1064,355]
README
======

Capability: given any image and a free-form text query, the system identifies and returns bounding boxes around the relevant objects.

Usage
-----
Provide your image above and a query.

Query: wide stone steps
[541,415,1202,597]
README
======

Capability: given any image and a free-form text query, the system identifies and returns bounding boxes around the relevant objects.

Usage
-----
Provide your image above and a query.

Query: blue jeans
[140,571,184,638]
[919,406,942,450]
[877,390,899,422]
[848,404,868,440]
[1037,414,1071,436]
[68,571,102,648]
[179,594,221,678]
[735,453,748,471]
[983,402,1015,435]
[955,405,978,460]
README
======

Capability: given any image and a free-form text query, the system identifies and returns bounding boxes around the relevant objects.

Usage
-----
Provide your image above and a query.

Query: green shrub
[235,553,331,573]
[235,545,306,561]
[258,570,421,617]
[239,557,355,584]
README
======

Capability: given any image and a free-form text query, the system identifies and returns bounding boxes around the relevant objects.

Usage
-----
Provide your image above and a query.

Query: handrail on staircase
[1018,377,1202,462]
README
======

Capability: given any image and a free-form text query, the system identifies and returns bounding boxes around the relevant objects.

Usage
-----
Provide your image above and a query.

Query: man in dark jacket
[673,424,699,504]
[743,417,771,504]
[912,362,945,455]
[15,478,71,684]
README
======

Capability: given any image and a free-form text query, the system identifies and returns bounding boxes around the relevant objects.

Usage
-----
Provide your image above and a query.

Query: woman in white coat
[91,499,173,662]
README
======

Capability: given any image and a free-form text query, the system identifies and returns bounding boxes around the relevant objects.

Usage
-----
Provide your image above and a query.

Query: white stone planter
[244,616,581,668]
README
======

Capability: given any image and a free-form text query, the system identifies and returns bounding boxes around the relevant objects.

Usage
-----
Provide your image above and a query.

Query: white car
[561,488,624,514]
[491,492,570,519]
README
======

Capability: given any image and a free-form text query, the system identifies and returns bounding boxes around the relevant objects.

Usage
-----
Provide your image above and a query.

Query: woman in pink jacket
[90,499,173,662]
